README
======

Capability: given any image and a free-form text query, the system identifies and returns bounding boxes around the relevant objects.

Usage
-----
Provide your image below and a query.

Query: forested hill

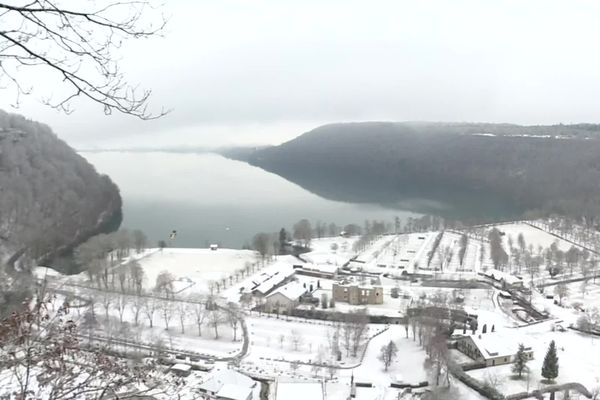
[0,110,122,270]
[240,122,600,222]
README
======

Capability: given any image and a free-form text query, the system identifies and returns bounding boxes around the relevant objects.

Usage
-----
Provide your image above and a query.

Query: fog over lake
[82,152,418,248]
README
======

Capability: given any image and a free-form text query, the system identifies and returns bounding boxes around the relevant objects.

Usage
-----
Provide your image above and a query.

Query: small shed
[171,363,192,377]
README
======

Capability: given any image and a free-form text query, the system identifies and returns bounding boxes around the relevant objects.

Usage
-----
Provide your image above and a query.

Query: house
[332,276,383,305]
[198,369,256,400]
[264,281,306,313]
[170,363,192,377]
[210,244,219,251]
[251,267,295,297]
[456,332,533,367]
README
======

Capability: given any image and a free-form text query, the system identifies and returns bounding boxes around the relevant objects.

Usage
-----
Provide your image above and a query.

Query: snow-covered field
[302,236,358,265]
[494,222,580,253]
[30,218,600,400]
[559,280,600,310]
[135,247,259,295]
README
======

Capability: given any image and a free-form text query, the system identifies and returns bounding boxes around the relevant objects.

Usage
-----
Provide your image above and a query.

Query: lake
[81,152,419,248]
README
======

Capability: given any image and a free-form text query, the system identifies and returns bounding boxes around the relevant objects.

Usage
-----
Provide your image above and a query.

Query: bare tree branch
[0,0,169,119]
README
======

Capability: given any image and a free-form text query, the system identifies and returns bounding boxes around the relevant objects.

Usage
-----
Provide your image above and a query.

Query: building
[251,266,296,297]
[332,276,383,305]
[198,369,256,400]
[456,332,533,367]
[170,363,192,377]
[264,281,306,313]
[293,263,338,279]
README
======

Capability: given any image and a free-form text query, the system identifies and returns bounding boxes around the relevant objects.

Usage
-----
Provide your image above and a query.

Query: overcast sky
[3,0,600,148]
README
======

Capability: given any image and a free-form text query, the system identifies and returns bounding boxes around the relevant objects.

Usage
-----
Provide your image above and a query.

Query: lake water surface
[82,152,418,248]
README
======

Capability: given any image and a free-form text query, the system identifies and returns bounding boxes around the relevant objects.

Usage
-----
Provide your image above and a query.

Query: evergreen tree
[512,343,529,378]
[541,340,559,381]
[279,228,288,253]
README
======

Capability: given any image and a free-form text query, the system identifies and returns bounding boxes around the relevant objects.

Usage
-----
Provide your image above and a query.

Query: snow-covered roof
[253,270,294,295]
[171,363,192,372]
[199,369,255,394]
[335,275,382,289]
[300,263,338,274]
[217,384,252,400]
[267,281,306,301]
[275,381,324,400]
[467,332,532,360]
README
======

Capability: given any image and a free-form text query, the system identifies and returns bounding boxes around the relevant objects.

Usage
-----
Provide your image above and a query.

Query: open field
[135,248,259,295]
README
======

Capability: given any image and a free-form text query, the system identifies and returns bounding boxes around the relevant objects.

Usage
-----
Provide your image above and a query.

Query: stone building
[332,276,383,305]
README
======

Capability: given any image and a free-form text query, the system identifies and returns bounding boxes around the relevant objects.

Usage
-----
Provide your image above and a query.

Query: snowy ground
[133,247,259,295]
[32,219,600,399]
[494,222,581,253]
[559,280,600,310]
[302,236,358,266]
[245,315,382,366]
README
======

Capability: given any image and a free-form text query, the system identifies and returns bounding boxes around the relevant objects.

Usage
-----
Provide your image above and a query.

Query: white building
[264,281,307,313]
[252,268,295,296]
[456,332,533,367]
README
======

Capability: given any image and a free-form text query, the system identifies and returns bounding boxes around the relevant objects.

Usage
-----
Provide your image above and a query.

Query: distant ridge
[232,121,600,221]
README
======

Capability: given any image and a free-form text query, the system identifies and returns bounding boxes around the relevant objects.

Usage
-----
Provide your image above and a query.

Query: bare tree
[100,291,113,321]
[378,340,398,371]
[293,219,312,248]
[349,309,369,357]
[130,295,143,326]
[291,329,303,351]
[129,260,145,295]
[176,301,188,334]
[159,300,174,331]
[326,365,337,380]
[208,308,223,339]
[290,361,300,374]
[155,271,175,299]
[115,294,128,324]
[279,333,285,349]
[190,296,207,336]
[554,283,570,306]
[429,332,450,386]
[252,233,271,265]
[132,229,148,254]
[225,303,242,342]
[0,1,167,118]
[0,297,172,399]
[142,296,157,328]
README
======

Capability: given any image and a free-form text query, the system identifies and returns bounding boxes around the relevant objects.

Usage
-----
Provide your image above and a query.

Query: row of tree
[83,290,242,341]
[74,229,148,290]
